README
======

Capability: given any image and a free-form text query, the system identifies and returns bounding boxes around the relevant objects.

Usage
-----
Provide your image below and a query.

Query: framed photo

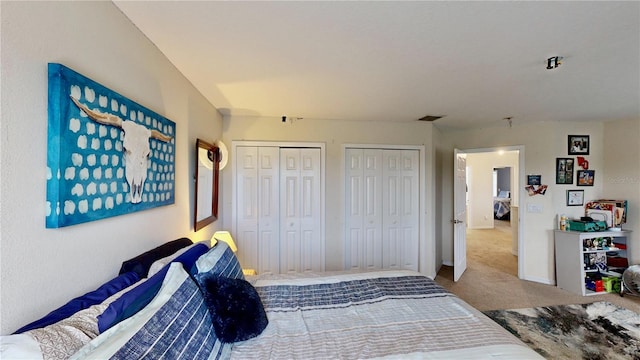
[556,158,574,184]
[577,170,595,186]
[567,189,584,206]
[527,175,541,186]
[568,135,589,155]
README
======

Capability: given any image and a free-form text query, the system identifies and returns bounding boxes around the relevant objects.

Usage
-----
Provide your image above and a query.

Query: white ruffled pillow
[0,333,43,360]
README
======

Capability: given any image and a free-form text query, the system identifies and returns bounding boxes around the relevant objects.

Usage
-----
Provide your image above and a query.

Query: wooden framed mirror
[194,139,220,231]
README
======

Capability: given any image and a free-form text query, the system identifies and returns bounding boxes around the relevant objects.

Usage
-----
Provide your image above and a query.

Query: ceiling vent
[417,115,444,122]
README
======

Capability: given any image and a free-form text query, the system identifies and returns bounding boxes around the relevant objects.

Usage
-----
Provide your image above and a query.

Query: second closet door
[345,148,419,271]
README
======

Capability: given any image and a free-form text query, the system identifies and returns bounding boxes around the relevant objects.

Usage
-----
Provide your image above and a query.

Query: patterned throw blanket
[231,270,543,359]
[484,301,640,359]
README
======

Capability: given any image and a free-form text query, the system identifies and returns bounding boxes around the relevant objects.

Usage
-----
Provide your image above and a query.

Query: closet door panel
[257,147,280,275]
[236,146,259,269]
[383,150,402,269]
[364,149,383,270]
[300,149,322,272]
[345,149,363,270]
[279,148,322,273]
[280,149,300,273]
[400,150,419,271]
[345,149,382,270]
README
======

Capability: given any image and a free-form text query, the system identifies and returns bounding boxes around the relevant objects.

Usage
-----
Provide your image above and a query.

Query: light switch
[527,203,543,213]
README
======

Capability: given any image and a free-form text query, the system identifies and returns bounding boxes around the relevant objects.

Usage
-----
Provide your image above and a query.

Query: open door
[453,149,467,281]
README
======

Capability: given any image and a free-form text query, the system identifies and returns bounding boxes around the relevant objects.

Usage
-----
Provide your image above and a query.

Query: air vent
[417,115,444,122]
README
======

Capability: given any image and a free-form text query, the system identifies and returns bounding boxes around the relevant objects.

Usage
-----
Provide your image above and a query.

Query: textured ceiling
[115,1,640,130]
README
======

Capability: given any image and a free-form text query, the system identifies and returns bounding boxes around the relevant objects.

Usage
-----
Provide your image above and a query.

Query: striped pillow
[193,241,244,280]
[70,263,230,360]
[97,243,209,333]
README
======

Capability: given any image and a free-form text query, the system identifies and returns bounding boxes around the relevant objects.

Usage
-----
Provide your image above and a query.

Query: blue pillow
[98,243,209,333]
[72,264,231,359]
[196,273,268,343]
[118,237,193,278]
[13,271,140,334]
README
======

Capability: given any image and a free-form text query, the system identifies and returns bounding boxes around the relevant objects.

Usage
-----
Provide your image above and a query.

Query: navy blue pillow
[14,271,140,334]
[119,237,193,278]
[196,273,268,343]
[98,243,209,333]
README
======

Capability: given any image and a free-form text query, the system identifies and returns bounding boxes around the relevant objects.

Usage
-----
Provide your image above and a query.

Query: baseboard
[522,275,555,285]
[442,260,453,266]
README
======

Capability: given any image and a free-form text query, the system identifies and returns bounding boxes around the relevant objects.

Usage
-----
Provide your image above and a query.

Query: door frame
[232,140,326,271]
[342,144,428,274]
[455,145,526,279]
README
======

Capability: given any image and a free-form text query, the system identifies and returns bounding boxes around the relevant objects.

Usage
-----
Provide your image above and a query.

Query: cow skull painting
[47,63,176,228]
[70,97,172,204]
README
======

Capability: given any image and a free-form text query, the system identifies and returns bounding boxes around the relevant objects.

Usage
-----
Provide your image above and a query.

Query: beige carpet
[434,221,640,313]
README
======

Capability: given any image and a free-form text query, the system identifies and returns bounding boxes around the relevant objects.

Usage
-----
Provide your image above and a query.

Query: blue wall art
[46,63,176,228]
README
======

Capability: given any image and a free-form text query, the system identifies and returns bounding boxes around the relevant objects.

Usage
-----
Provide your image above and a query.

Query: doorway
[454,146,524,280]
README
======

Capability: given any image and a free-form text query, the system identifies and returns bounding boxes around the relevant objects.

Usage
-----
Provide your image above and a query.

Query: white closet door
[280,148,322,273]
[345,149,363,270]
[345,148,418,271]
[257,147,280,275]
[401,150,420,270]
[235,146,259,270]
[236,143,323,275]
[236,146,279,275]
[363,149,383,269]
[299,148,322,272]
[382,150,419,271]
[345,149,383,270]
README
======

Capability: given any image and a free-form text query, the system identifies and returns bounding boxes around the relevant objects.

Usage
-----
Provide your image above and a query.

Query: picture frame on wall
[577,169,595,186]
[567,189,584,206]
[568,135,589,155]
[527,175,541,186]
[556,157,574,184]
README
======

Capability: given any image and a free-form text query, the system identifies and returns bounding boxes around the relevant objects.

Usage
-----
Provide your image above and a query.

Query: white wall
[603,118,640,264]
[221,116,436,276]
[0,2,222,334]
[433,127,445,270]
[466,151,518,229]
[440,121,606,284]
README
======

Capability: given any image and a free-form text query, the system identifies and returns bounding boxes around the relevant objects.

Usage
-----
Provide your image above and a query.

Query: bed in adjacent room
[1,239,543,360]
[494,190,511,220]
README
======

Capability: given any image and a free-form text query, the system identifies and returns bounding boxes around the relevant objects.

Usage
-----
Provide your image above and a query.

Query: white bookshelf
[554,230,631,296]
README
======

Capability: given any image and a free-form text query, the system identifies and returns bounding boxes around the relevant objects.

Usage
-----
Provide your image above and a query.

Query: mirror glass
[194,139,220,231]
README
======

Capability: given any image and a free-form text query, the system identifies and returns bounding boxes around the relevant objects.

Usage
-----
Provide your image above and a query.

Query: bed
[494,190,511,220]
[1,239,543,360]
